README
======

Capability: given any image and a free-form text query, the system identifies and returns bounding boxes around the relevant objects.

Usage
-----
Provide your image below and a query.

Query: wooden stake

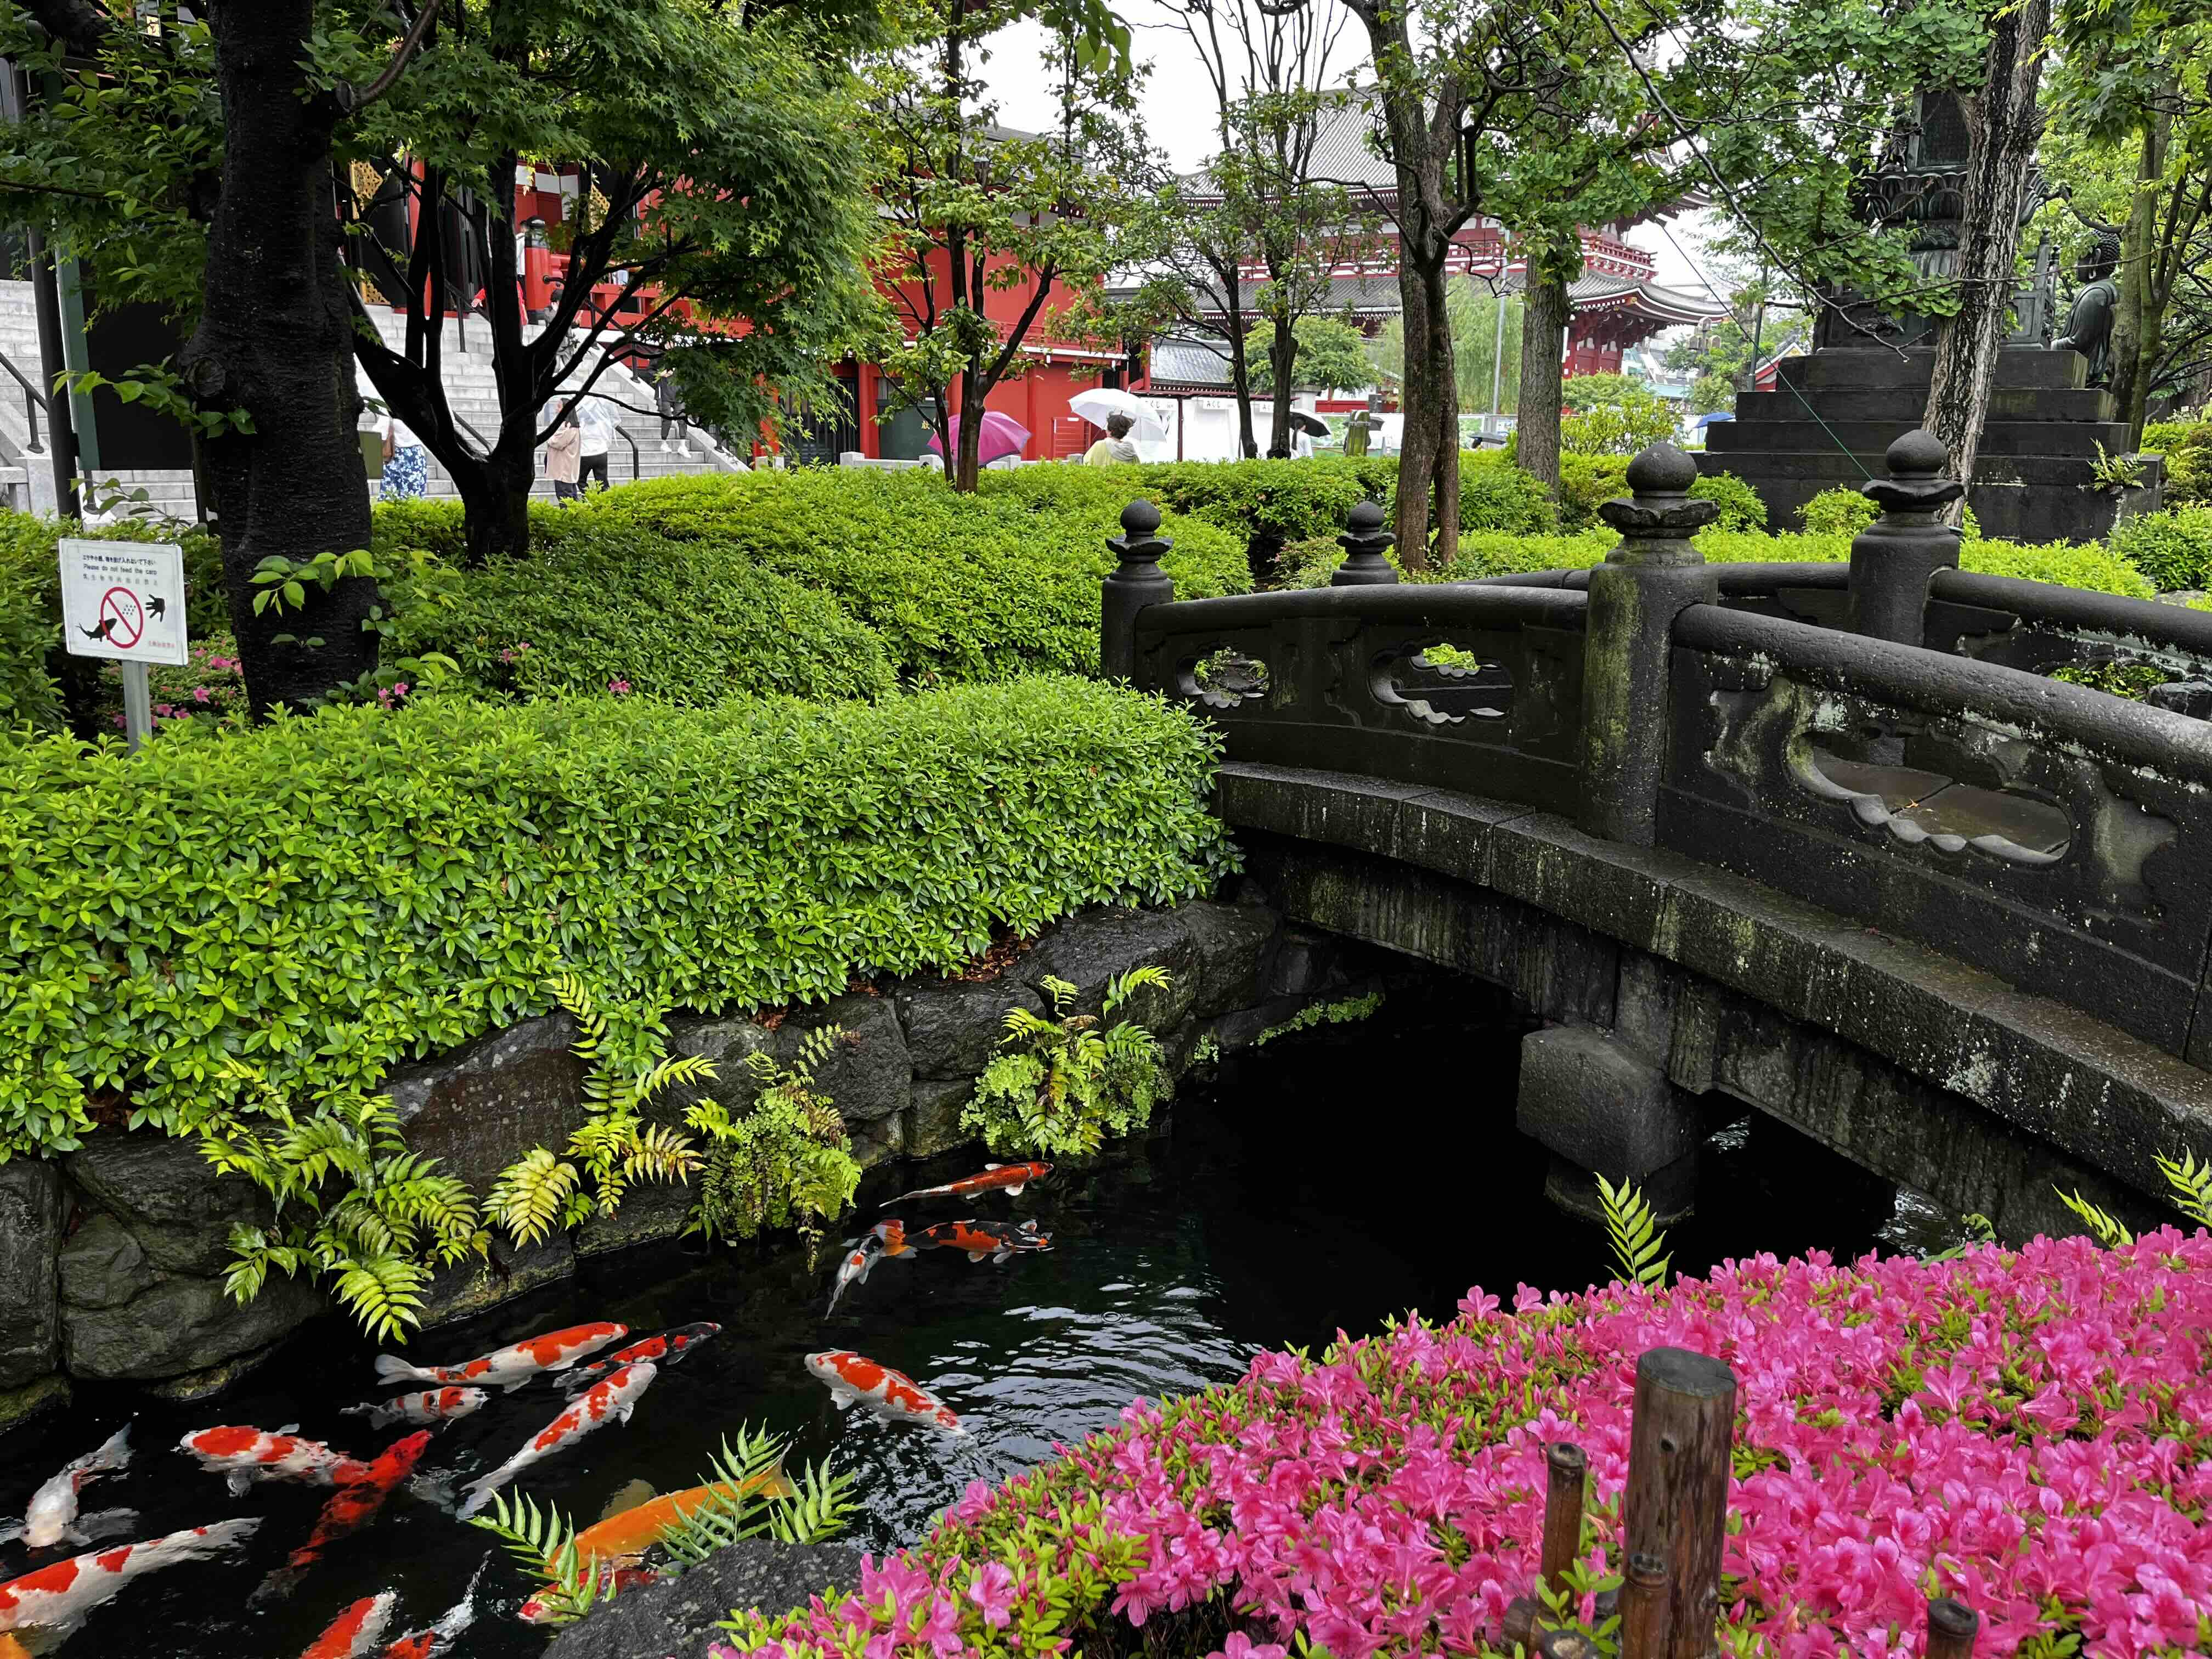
[1622,1347,1738,1659]
[1926,1598,1979,1659]
[1539,1441,1589,1606]
[1615,1551,1669,1659]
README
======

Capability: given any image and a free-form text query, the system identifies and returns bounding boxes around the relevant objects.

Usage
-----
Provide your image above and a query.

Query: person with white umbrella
[1069,387,1167,460]
[1084,411,1141,465]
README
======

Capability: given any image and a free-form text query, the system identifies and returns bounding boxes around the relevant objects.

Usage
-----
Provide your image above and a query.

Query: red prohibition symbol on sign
[98,585,144,650]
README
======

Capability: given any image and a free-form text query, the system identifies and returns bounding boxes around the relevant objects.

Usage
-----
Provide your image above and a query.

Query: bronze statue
[2054,232,2122,386]
[1344,395,1380,459]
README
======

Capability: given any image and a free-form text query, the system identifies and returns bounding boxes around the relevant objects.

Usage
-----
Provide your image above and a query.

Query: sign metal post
[57,536,188,753]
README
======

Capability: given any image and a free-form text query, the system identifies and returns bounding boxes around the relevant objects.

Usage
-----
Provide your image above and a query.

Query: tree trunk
[184,0,379,716]
[1393,251,1447,569]
[1516,272,1570,495]
[455,439,537,566]
[955,367,984,491]
[1228,330,1260,460]
[2109,112,2169,444]
[1268,317,1297,458]
[1922,0,2050,498]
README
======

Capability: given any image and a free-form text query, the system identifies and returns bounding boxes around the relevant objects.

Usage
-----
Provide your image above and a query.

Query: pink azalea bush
[719,1232,2212,1658]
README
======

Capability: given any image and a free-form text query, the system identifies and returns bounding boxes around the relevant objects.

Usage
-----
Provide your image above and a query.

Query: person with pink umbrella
[926,411,1032,470]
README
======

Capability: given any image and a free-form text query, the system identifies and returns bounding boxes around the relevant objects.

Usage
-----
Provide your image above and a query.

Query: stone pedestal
[1700,347,2162,541]
[1516,1025,1703,1223]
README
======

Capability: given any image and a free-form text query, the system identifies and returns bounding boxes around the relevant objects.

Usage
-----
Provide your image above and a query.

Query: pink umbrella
[925,411,1032,465]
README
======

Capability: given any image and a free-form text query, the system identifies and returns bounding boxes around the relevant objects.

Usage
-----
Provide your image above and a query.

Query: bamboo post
[1615,1551,1669,1659]
[1926,1598,1979,1659]
[1539,1442,1588,1604]
[1622,1347,1737,1659]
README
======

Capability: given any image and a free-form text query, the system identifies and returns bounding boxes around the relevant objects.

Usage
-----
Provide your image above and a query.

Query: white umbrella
[1069,387,1170,444]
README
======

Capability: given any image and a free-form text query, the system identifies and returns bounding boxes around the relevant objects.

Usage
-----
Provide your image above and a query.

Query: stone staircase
[0,282,747,522]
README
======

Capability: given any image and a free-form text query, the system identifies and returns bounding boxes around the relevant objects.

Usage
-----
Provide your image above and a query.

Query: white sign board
[58,538,189,667]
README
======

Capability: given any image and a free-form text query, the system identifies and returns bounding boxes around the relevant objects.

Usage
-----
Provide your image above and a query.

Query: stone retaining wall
[0,896,1357,1434]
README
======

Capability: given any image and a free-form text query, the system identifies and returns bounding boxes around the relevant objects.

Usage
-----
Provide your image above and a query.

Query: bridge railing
[1104,428,2212,1069]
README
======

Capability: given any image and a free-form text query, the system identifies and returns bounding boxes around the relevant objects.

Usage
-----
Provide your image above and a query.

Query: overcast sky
[974,5,1717,299]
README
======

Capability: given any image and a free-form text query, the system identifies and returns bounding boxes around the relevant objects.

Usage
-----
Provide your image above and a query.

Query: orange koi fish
[883,1162,1050,1205]
[805,1350,965,1435]
[253,1433,433,1603]
[176,1426,370,1496]
[0,1425,134,1551]
[911,1217,1051,1263]
[340,1387,488,1430]
[374,1322,627,1392]
[299,1592,396,1659]
[0,1519,261,1647]
[456,1362,658,1518]
[561,1323,721,1393]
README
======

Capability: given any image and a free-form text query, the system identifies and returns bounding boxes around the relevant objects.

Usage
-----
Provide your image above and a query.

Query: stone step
[1709,418,2136,460]
[1734,387,2117,426]
[1776,347,2089,392]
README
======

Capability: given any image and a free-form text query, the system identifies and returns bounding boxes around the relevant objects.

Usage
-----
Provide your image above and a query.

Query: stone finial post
[1580,443,1719,846]
[1847,430,1964,647]
[1101,499,1175,683]
[1331,499,1400,586]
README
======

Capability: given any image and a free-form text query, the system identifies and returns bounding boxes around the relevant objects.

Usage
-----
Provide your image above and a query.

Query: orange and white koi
[373,1322,627,1393]
[911,1217,1051,1263]
[340,1386,488,1430]
[298,1592,396,1659]
[456,1362,658,1518]
[827,1245,878,1312]
[805,1350,965,1435]
[515,1469,794,1623]
[254,1432,433,1603]
[0,1425,134,1550]
[561,1323,721,1393]
[377,1560,486,1658]
[176,1426,369,1497]
[883,1162,1050,1205]
[0,1519,260,1647]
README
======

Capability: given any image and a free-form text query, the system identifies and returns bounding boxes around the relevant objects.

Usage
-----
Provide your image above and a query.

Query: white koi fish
[338,1387,490,1430]
[373,1322,627,1393]
[0,1519,260,1648]
[805,1350,966,1435]
[827,1245,878,1313]
[0,1425,136,1550]
[176,1426,369,1497]
[379,1561,487,1659]
[455,1362,657,1518]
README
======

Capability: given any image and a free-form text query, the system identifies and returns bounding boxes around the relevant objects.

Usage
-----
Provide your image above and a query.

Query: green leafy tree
[336,0,883,565]
[1244,316,1375,394]
[1372,277,1522,414]
[871,9,1149,491]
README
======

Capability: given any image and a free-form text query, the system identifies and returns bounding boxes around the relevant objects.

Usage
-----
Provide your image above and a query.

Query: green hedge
[0,677,1236,1157]
[2110,507,2212,591]
[2144,420,2211,506]
[378,472,1250,688]
[0,517,225,733]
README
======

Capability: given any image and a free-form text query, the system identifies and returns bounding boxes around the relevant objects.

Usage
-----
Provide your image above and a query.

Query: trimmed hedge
[2109,506,2212,592]
[378,472,1251,689]
[2143,419,2211,506]
[0,677,1237,1157]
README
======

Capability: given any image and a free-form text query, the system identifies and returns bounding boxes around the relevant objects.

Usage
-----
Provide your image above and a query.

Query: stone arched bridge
[1102,438,2212,1240]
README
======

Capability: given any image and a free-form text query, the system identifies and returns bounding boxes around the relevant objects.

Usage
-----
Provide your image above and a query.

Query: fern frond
[1102,964,1172,1017]
[328,1252,429,1346]
[2155,1151,2212,1229]
[770,1458,859,1545]
[546,970,608,1070]
[1596,1173,1671,1289]
[637,1053,718,1103]
[624,1122,702,1184]
[466,1490,602,1626]
[489,1147,583,1246]
[2056,1186,2134,1248]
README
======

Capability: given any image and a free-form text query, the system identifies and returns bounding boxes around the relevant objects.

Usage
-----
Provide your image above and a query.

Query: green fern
[2057,1187,2135,1249]
[686,1031,859,1246]
[1596,1172,1671,1289]
[963,969,1173,1158]
[2156,1151,2212,1228]
[465,1489,605,1626]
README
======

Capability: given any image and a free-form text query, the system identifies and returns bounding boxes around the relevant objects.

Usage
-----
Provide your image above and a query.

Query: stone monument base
[1700,347,2160,543]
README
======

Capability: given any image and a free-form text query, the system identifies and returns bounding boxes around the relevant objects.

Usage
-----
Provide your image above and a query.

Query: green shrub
[1557,454,1632,532]
[386,511,896,704]
[0,678,1236,1157]
[379,472,1251,685]
[962,967,1173,1158]
[1800,486,1880,536]
[2111,506,2212,591]
[2142,420,2212,506]
[1688,471,1768,531]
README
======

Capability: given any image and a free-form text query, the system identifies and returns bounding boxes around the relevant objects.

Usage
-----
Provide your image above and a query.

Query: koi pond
[0,988,1957,1657]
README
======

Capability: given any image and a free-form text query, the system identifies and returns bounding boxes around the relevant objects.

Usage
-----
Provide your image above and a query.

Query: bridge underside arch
[1221,762,2212,1243]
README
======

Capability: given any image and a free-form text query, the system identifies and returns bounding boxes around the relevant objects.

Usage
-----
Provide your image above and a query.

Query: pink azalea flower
[966,1562,1015,1629]
[608,677,633,695]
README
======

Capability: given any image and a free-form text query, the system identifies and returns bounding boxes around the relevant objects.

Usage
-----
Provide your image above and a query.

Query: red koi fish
[340,1386,488,1430]
[377,1561,485,1658]
[456,1363,658,1518]
[805,1350,965,1436]
[253,1432,433,1603]
[0,1519,260,1647]
[911,1217,1051,1263]
[176,1426,370,1496]
[374,1322,627,1393]
[883,1162,1050,1205]
[299,1592,395,1659]
[0,1424,134,1550]
[561,1323,721,1393]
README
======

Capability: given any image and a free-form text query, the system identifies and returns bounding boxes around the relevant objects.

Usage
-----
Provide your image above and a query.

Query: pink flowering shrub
[103,633,247,727]
[720,1232,2212,1658]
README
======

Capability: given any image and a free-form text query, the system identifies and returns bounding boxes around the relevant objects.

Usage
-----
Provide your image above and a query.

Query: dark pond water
[0,983,1954,1658]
